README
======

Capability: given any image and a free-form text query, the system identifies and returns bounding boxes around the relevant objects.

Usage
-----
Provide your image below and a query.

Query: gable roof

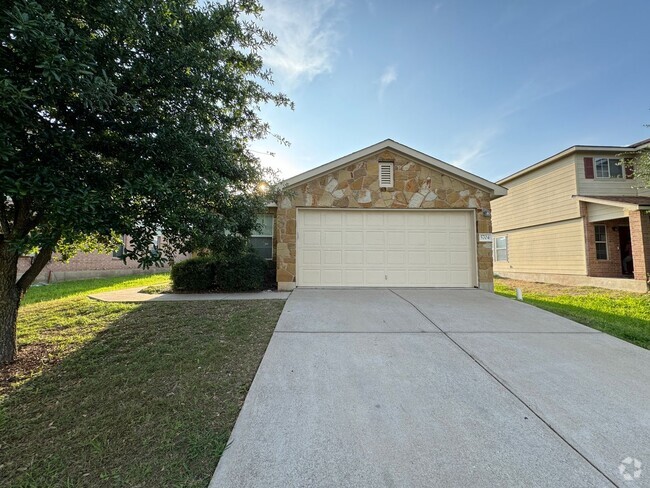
[282,139,506,196]
[498,143,639,185]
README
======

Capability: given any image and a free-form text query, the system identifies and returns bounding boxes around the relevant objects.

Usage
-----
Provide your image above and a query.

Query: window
[594,224,608,260]
[250,215,274,259]
[378,161,394,188]
[113,236,126,259]
[594,158,622,179]
[494,236,508,262]
[150,233,162,257]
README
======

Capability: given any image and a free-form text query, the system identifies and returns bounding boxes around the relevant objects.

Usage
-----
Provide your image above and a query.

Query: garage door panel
[386,231,405,247]
[323,250,342,265]
[365,213,385,227]
[303,231,321,246]
[365,269,386,285]
[303,250,321,265]
[365,231,385,246]
[428,232,449,247]
[385,213,406,227]
[344,212,364,226]
[344,231,363,245]
[408,251,428,265]
[297,210,476,287]
[366,250,384,265]
[323,212,342,226]
[343,269,364,285]
[344,250,364,265]
[386,251,405,265]
[407,231,427,247]
[321,269,342,285]
[323,231,342,245]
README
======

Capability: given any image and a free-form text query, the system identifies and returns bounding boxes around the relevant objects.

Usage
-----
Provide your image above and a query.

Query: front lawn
[0,275,284,487]
[495,278,650,350]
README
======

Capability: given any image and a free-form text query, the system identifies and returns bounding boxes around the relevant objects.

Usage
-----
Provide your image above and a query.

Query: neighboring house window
[378,161,394,188]
[594,225,608,260]
[113,236,126,259]
[494,236,508,262]
[250,215,274,259]
[594,158,623,179]
[150,233,162,257]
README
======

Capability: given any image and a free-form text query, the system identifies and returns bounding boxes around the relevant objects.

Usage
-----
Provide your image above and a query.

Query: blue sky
[252,0,650,182]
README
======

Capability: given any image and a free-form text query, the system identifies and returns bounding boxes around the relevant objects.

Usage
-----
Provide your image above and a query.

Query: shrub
[171,256,217,292]
[216,252,269,292]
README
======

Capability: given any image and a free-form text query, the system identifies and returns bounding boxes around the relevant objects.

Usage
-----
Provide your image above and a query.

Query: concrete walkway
[88,287,291,302]
[210,288,650,488]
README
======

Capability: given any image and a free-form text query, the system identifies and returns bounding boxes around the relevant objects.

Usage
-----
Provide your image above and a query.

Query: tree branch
[16,245,54,294]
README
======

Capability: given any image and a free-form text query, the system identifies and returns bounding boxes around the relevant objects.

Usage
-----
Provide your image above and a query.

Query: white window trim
[494,236,508,262]
[378,161,394,188]
[594,224,608,260]
[594,157,623,179]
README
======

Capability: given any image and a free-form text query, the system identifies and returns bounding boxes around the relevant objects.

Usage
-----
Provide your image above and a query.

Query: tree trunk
[0,251,20,365]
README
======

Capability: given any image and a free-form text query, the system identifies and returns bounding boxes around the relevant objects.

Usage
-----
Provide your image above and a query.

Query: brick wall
[17,236,188,282]
[584,218,628,278]
[629,210,650,283]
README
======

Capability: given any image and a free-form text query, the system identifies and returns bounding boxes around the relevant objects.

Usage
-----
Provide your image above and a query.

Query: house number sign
[478,233,493,243]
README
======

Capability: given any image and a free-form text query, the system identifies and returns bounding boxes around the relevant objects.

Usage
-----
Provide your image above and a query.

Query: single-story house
[262,140,507,291]
[491,139,650,293]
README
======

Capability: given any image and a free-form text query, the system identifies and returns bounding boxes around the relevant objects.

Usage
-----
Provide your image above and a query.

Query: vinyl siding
[575,151,650,197]
[492,156,579,232]
[494,219,587,275]
[586,203,626,223]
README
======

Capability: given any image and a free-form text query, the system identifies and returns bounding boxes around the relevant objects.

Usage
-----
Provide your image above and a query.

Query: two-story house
[492,139,650,292]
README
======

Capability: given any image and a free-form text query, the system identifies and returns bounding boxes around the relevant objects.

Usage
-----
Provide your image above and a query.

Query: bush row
[171,253,275,292]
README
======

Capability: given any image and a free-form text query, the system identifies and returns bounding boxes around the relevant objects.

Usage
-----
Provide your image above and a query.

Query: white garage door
[297,209,477,287]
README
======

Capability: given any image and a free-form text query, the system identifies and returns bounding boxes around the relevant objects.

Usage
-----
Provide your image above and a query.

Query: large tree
[0,0,290,363]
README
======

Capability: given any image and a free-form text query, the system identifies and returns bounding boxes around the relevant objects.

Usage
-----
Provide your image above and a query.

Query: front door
[619,226,633,275]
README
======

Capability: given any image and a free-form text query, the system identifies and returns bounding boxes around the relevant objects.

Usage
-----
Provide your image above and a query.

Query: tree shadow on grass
[0,300,284,487]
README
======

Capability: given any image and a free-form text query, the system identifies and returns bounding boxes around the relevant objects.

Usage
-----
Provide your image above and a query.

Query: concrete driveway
[210,289,650,488]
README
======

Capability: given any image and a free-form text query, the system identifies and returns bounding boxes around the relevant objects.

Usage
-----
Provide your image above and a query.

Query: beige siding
[492,156,579,232]
[575,152,650,197]
[586,203,626,222]
[494,219,587,275]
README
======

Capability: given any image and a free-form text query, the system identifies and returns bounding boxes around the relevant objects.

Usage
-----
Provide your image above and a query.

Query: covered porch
[575,196,650,289]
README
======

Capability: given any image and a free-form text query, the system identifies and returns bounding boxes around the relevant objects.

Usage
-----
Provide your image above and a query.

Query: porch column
[629,210,650,282]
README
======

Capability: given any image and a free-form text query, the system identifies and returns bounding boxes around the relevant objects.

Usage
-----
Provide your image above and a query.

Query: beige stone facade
[275,148,497,290]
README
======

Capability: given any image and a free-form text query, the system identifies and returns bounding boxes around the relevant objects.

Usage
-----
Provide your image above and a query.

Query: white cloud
[378,65,397,99]
[260,0,342,90]
[451,127,501,169]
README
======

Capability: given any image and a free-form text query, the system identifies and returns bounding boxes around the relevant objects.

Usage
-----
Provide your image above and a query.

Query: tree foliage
[0,0,291,363]
[624,147,650,188]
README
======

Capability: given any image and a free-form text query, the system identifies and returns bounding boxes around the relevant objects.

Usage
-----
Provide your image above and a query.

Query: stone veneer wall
[275,150,494,290]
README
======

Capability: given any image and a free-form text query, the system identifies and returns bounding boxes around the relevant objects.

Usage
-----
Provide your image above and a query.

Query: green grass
[23,273,171,305]
[0,276,285,487]
[495,278,650,349]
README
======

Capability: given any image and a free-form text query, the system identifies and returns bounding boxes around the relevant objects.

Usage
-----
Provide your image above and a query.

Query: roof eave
[498,145,636,185]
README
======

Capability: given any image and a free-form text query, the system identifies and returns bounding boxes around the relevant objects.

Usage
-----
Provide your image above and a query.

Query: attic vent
[378,161,394,188]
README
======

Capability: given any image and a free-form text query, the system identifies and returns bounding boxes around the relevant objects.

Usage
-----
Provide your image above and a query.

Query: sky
[250,0,650,182]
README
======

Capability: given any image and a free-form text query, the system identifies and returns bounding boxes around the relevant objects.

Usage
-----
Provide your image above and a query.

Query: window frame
[594,158,623,179]
[594,224,608,260]
[494,236,508,262]
[250,214,274,260]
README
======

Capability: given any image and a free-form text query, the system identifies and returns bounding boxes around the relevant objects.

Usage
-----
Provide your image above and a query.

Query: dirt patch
[494,277,618,297]
[0,343,60,395]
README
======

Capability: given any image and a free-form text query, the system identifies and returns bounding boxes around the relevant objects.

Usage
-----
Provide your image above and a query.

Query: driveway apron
[210,288,650,488]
